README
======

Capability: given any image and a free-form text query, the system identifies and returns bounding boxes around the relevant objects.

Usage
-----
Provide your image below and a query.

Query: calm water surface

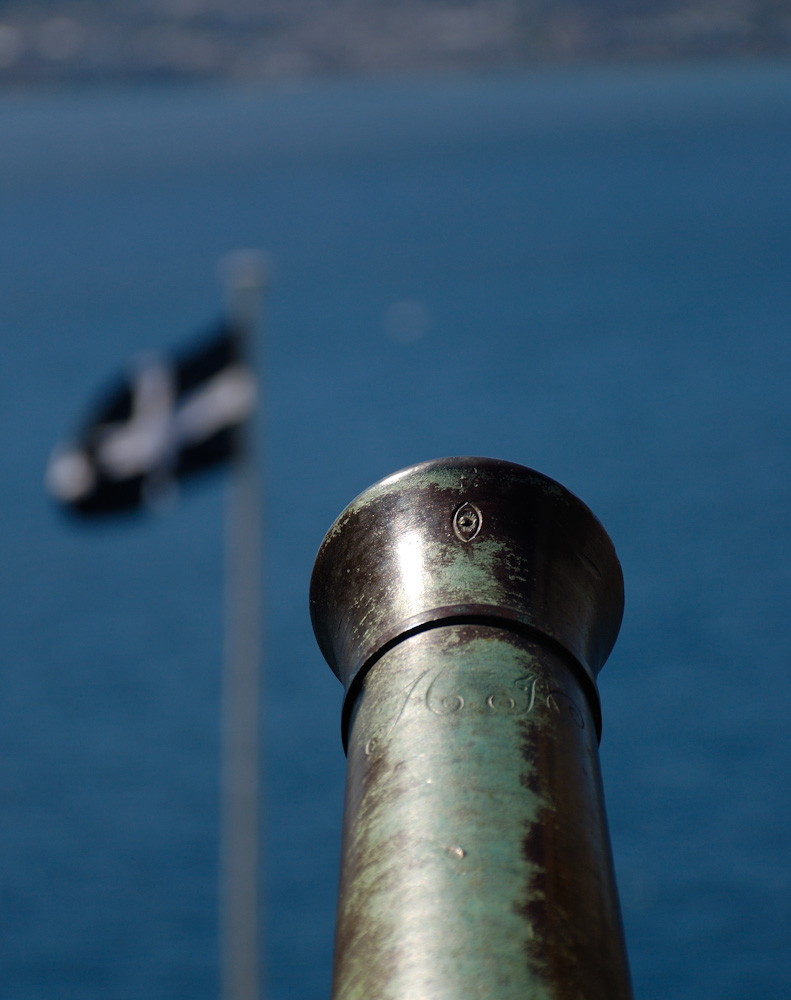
[1,61,790,999]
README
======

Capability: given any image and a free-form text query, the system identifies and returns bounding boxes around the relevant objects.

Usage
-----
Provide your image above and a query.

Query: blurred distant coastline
[0,0,789,88]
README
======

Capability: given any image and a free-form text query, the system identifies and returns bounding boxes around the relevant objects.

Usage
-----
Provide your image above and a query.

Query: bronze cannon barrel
[310,457,632,1000]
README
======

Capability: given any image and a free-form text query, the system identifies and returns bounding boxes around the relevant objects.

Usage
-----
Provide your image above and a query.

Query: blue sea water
[1,60,790,999]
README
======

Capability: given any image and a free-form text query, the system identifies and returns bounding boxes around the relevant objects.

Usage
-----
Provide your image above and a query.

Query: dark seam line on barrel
[340,614,603,753]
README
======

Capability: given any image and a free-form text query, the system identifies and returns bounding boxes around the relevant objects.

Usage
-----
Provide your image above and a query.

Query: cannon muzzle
[310,457,632,1000]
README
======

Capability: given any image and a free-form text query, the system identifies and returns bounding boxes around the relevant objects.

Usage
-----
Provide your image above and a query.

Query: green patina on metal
[311,458,623,720]
[346,458,568,514]
[311,457,632,1000]
[340,629,553,1000]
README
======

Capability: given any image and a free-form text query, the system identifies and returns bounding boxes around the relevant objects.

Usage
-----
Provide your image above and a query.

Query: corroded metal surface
[309,457,623,746]
[310,457,631,1000]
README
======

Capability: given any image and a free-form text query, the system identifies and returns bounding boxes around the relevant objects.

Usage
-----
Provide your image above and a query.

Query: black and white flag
[46,323,256,516]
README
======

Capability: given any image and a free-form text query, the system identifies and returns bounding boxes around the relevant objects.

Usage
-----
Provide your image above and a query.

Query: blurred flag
[46,322,256,516]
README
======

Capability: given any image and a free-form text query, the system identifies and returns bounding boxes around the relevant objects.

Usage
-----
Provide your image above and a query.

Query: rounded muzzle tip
[310,456,624,717]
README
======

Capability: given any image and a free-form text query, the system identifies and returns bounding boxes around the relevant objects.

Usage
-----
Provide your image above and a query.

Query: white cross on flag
[46,323,256,516]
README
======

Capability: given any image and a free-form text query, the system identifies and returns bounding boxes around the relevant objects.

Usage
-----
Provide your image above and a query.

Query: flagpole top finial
[217,249,272,291]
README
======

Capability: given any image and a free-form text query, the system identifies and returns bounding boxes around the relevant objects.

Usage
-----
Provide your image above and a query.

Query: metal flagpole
[218,250,269,1000]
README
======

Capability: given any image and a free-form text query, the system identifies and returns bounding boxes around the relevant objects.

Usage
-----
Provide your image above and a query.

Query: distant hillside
[0,1,789,86]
